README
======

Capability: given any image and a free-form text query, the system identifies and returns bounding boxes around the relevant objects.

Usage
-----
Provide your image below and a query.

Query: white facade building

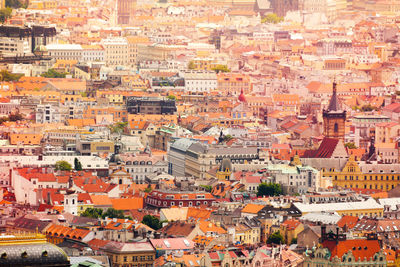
[100,38,129,66]
[81,45,105,62]
[0,38,30,56]
[46,44,83,61]
[36,104,61,124]
[184,71,217,93]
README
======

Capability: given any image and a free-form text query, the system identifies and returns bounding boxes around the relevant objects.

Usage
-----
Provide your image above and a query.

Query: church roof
[303,138,339,158]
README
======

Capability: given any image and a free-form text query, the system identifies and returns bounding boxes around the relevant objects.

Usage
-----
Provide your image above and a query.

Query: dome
[0,242,70,266]
[218,158,232,173]
[238,89,246,102]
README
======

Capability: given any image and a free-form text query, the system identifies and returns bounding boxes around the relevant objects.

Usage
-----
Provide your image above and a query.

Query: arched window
[334,123,339,133]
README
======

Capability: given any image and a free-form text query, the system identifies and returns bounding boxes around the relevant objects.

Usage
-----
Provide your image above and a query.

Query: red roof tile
[322,239,380,261]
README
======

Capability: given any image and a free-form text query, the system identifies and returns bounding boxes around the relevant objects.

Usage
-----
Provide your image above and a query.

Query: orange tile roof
[199,220,226,234]
[323,239,381,261]
[282,219,301,230]
[10,133,42,145]
[337,215,359,229]
[90,195,112,206]
[45,223,90,240]
[187,207,212,220]
[241,203,265,214]
[68,118,96,127]
[111,197,144,210]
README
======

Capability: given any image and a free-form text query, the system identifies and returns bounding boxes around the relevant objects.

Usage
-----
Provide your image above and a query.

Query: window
[334,123,339,132]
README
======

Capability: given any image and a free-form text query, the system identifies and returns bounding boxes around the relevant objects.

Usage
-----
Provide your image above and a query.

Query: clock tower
[323,81,346,141]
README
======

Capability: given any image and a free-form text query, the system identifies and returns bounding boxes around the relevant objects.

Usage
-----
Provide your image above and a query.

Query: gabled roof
[304,138,339,158]
[282,219,301,230]
[241,203,265,214]
[110,198,143,210]
[337,215,359,229]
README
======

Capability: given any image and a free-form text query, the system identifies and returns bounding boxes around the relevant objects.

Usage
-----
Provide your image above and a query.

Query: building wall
[105,251,155,267]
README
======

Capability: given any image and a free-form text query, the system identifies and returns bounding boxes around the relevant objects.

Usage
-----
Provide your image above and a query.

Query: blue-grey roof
[170,138,195,152]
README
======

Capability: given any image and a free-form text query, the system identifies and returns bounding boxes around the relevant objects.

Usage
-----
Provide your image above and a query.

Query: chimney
[320,225,326,242]
[47,191,51,205]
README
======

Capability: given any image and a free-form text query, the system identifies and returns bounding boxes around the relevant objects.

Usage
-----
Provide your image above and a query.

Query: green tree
[212,64,230,73]
[261,13,284,24]
[223,134,233,142]
[290,237,297,244]
[0,8,12,23]
[8,112,24,121]
[257,182,282,197]
[345,142,357,149]
[74,158,83,171]
[81,208,103,219]
[6,0,26,8]
[0,112,24,124]
[167,95,177,101]
[144,187,152,193]
[188,61,196,70]
[200,185,212,192]
[109,122,128,134]
[55,160,72,171]
[267,231,285,244]
[142,215,163,230]
[102,208,126,219]
[360,104,376,112]
[41,68,67,78]
[0,70,23,81]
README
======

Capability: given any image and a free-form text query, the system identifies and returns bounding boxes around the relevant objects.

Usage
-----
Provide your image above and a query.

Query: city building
[145,190,216,208]
[126,97,177,115]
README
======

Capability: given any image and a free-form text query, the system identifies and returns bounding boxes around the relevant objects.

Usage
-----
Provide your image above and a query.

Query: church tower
[323,81,346,140]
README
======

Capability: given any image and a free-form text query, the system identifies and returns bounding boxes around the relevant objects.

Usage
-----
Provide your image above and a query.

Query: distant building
[117,0,137,25]
[0,25,56,53]
[269,0,299,17]
[126,97,177,115]
[101,241,155,267]
[145,190,216,208]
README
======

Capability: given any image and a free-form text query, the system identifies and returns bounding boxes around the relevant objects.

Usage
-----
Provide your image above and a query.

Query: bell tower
[323,81,346,140]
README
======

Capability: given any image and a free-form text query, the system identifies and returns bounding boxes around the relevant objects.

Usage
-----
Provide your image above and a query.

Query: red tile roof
[282,219,301,230]
[322,239,381,261]
[337,216,359,229]
[304,138,339,158]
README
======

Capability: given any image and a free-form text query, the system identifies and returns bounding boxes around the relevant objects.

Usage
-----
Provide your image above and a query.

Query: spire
[327,79,341,111]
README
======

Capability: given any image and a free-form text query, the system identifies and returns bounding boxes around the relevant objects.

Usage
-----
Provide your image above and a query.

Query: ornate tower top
[327,80,341,112]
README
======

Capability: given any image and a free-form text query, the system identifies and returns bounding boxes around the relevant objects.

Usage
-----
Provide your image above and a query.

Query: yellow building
[216,158,232,181]
[280,219,304,245]
[190,58,218,71]
[77,202,94,215]
[233,222,261,245]
[325,156,400,191]
[101,241,155,267]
